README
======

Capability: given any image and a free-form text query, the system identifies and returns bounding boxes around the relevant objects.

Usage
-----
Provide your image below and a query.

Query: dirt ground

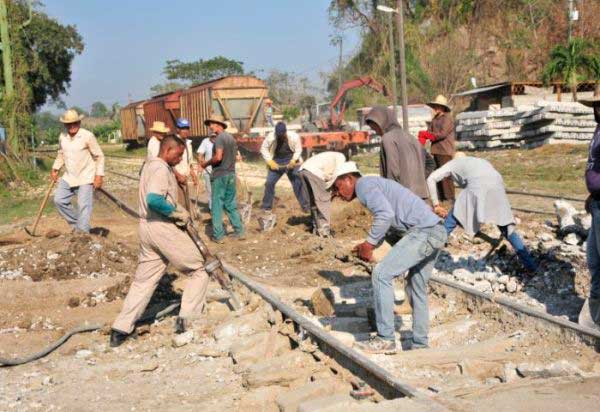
[1,148,599,411]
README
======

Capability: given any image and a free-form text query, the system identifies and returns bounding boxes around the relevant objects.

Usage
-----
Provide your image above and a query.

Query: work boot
[230,231,246,240]
[211,237,225,244]
[174,317,186,334]
[109,329,131,348]
[354,336,397,355]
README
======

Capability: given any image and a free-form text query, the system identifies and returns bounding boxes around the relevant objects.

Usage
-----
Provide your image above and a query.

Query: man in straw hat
[110,135,207,346]
[425,95,456,203]
[427,152,537,272]
[580,95,600,330]
[365,106,429,200]
[147,121,170,160]
[199,114,244,243]
[331,161,447,354]
[50,109,105,233]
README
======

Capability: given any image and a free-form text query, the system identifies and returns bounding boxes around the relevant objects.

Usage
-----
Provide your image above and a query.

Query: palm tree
[542,38,590,102]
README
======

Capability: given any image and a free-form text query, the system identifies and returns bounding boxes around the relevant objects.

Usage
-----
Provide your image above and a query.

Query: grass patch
[101,144,146,158]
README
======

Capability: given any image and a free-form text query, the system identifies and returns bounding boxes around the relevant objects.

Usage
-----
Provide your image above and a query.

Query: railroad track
[95,186,600,410]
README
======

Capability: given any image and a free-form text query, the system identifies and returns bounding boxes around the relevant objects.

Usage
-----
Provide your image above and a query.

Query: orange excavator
[300,76,388,157]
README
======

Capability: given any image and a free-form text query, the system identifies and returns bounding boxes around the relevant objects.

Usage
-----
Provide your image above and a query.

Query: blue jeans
[260,156,309,212]
[211,173,244,240]
[53,178,94,233]
[372,223,447,346]
[587,199,600,299]
[444,207,537,271]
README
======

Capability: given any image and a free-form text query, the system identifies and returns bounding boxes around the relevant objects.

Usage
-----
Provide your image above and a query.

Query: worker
[110,135,209,347]
[259,121,309,213]
[147,121,170,160]
[427,152,537,272]
[199,114,245,243]
[581,96,600,330]
[332,161,446,354]
[365,106,429,199]
[265,100,274,127]
[173,118,198,210]
[426,95,456,203]
[298,151,346,237]
[50,109,105,234]
[197,132,217,210]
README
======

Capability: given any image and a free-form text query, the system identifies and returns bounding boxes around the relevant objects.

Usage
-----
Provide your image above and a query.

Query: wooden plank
[245,90,266,132]
[214,88,268,99]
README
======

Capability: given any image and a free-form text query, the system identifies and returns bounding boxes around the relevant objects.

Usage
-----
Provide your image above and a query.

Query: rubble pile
[0,232,136,281]
[456,101,595,150]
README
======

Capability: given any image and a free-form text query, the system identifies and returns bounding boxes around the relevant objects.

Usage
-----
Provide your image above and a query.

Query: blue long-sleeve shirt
[355,176,441,245]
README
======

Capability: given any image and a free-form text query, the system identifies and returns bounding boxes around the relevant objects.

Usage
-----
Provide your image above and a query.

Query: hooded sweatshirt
[366,106,428,199]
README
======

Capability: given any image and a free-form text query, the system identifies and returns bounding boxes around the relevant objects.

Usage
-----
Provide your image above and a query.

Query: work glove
[171,204,190,227]
[352,241,375,262]
[286,159,297,170]
[417,130,435,146]
[267,160,279,171]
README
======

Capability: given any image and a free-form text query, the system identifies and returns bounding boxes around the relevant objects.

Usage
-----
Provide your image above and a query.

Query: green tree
[163,56,244,84]
[90,101,108,117]
[149,80,186,96]
[589,55,600,97]
[543,39,592,102]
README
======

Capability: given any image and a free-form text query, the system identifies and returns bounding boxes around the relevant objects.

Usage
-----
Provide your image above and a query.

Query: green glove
[171,204,190,227]
[267,160,279,171]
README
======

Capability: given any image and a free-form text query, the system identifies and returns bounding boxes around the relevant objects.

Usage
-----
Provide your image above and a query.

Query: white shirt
[300,152,346,188]
[260,130,303,163]
[174,139,194,177]
[147,136,161,160]
[197,138,214,174]
[52,128,104,187]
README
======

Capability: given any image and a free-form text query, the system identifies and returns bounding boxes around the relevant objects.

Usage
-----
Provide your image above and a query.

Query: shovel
[25,179,56,237]
[184,221,243,310]
[237,161,253,225]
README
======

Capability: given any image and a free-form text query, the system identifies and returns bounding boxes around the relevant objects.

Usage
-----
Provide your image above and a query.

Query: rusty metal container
[143,90,182,138]
[120,100,146,143]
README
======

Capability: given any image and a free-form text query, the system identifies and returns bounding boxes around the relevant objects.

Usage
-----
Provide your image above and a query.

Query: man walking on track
[199,114,245,243]
[110,135,209,347]
[51,109,105,234]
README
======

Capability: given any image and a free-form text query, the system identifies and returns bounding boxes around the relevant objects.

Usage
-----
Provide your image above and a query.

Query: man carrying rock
[146,121,170,160]
[581,96,600,330]
[365,106,429,200]
[110,135,209,347]
[51,109,105,233]
[199,114,245,243]
[260,121,309,214]
[427,152,537,272]
[332,161,447,353]
[298,151,346,237]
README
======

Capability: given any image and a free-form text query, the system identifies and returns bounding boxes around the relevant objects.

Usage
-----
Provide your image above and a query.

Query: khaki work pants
[299,169,331,236]
[112,220,209,334]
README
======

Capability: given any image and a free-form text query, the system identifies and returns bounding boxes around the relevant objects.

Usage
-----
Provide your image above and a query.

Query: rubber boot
[507,232,538,272]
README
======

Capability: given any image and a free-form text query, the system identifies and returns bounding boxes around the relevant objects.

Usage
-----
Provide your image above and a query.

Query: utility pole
[337,35,343,91]
[0,0,16,155]
[396,0,409,131]
[568,0,573,42]
[386,12,398,118]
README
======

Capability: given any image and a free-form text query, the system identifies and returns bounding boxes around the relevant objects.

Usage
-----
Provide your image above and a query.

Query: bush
[282,106,300,122]
[92,120,121,142]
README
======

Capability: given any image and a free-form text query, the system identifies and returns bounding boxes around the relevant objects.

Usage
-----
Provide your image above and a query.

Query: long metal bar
[223,263,427,400]
[506,188,585,203]
[431,275,600,342]
[97,188,139,218]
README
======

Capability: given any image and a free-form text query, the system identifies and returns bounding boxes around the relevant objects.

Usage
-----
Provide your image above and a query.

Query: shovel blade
[240,203,252,225]
[24,227,40,237]
[258,213,277,232]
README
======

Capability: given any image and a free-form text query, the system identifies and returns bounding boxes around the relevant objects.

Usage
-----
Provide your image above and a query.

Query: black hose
[0,302,180,367]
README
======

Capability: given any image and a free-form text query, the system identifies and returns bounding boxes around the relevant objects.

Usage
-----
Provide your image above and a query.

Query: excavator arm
[329,76,388,130]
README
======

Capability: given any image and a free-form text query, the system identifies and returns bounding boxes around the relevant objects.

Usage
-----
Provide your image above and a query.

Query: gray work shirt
[355,176,441,245]
[211,131,237,179]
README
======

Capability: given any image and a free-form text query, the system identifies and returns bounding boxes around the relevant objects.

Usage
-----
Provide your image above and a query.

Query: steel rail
[106,169,139,181]
[431,275,600,343]
[223,262,426,401]
[506,189,585,203]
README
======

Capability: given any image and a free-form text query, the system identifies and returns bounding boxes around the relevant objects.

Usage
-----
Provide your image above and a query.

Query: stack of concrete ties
[456,101,595,150]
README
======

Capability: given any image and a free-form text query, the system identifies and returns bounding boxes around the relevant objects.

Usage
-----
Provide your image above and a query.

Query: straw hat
[204,114,228,129]
[149,121,170,134]
[59,109,85,124]
[579,96,600,107]
[426,95,451,112]
[328,161,362,188]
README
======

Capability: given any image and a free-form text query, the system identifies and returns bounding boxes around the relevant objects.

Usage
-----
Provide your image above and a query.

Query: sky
[40,0,361,112]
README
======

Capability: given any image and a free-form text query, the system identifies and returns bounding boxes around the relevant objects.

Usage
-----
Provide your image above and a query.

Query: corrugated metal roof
[453,82,510,97]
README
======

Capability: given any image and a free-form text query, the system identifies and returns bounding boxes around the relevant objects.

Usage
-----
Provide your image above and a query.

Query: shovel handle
[29,180,56,235]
